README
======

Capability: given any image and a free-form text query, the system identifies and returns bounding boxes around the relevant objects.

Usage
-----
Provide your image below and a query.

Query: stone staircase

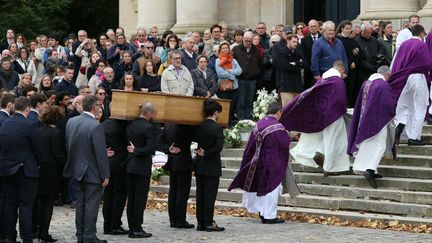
[151,125,432,224]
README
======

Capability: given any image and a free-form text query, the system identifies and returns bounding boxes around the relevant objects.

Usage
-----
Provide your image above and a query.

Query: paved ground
[37,206,432,243]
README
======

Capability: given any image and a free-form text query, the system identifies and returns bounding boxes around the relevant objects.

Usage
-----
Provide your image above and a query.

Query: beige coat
[161,64,194,96]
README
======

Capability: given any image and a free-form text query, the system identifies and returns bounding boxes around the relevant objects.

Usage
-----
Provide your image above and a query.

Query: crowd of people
[0,14,430,243]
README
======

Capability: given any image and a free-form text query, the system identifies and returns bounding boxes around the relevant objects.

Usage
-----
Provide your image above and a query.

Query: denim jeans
[237,79,256,120]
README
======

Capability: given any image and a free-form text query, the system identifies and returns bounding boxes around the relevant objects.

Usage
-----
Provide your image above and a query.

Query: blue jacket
[0,113,44,178]
[311,37,348,76]
[215,58,242,89]
[55,78,78,97]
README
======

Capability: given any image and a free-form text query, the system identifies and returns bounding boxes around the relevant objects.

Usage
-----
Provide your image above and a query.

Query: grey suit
[64,113,110,242]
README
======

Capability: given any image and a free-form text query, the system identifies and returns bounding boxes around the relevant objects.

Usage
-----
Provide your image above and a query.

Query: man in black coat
[102,119,129,235]
[272,34,304,106]
[0,97,44,243]
[195,100,225,232]
[0,58,19,91]
[125,103,159,238]
[0,93,14,242]
[28,93,47,128]
[301,19,321,90]
[163,123,196,229]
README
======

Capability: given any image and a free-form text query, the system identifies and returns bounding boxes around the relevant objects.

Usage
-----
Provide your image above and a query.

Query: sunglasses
[98,92,106,95]
[145,46,154,49]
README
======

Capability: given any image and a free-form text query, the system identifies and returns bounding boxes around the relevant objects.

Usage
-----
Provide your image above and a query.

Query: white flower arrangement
[223,127,241,147]
[235,119,256,131]
[253,89,278,121]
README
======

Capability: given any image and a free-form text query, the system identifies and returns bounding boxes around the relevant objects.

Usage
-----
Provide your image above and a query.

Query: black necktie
[313,36,316,42]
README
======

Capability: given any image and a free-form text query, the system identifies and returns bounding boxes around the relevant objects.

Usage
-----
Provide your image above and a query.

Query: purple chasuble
[279,75,347,133]
[389,38,432,101]
[228,116,291,196]
[347,78,395,156]
[426,33,432,82]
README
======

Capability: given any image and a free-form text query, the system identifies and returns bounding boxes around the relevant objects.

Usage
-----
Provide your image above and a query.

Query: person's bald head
[140,102,157,121]
[73,95,85,113]
[308,19,319,35]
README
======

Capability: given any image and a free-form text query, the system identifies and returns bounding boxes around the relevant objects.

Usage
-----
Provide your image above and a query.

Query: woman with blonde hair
[12,73,33,97]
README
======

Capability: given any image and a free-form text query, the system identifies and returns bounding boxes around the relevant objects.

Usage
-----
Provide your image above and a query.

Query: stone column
[357,0,420,20]
[171,0,219,34]
[418,0,432,31]
[119,0,138,38]
[137,0,176,33]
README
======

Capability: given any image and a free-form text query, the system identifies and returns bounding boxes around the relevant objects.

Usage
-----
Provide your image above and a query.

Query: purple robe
[389,38,432,101]
[279,76,347,133]
[228,116,291,196]
[427,33,432,82]
[347,78,395,156]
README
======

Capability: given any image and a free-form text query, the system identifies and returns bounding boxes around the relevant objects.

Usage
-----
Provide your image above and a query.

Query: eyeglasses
[98,92,106,95]
[98,64,106,67]
[172,57,181,60]
[137,34,146,37]
[145,46,154,49]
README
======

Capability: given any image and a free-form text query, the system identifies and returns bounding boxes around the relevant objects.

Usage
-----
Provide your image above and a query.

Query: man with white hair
[233,31,262,119]
[356,21,387,86]
[99,67,118,101]
[180,36,198,71]
[311,21,348,81]
[348,66,394,188]
[301,19,322,89]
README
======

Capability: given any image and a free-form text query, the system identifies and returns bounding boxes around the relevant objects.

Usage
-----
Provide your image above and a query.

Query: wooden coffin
[110,90,231,127]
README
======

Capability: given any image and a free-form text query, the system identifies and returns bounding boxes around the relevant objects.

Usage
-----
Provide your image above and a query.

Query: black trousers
[168,171,192,224]
[102,172,127,232]
[195,175,219,227]
[126,174,150,232]
[3,167,38,242]
[38,194,56,238]
[0,178,6,239]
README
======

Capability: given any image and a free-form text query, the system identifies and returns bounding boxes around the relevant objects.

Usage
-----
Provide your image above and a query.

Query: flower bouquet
[253,89,278,121]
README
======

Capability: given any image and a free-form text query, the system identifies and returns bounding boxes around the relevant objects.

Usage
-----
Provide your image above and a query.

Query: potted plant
[234,119,256,142]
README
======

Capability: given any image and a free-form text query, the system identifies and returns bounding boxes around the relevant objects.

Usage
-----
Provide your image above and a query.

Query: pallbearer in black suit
[28,93,47,128]
[38,105,67,243]
[0,93,15,243]
[0,97,44,243]
[195,100,225,232]
[102,118,129,235]
[125,103,160,238]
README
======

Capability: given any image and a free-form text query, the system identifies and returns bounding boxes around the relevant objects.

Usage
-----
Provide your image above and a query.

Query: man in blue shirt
[311,21,348,81]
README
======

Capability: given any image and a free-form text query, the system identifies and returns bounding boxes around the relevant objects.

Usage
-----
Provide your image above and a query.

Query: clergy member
[280,60,350,176]
[392,25,432,146]
[228,102,299,224]
[347,66,395,189]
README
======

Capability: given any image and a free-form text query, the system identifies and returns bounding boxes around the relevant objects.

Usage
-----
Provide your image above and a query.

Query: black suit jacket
[103,119,129,173]
[195,119,223,177]
[126,118,159,176]
[38,125,67,194]
[164,124,196,172]
[0,113,44,178]
[0,111,9,127]
[301,33,321,88]
[28,110,42,128]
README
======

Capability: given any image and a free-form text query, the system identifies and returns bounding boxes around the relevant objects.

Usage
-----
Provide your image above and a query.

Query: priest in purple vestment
[391,25,432,146]
[280,60,350,176]
[228,102,299,224]
[347,66,395,188]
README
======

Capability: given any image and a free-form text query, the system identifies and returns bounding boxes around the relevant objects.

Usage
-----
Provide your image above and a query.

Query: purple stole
[243,123,287,192]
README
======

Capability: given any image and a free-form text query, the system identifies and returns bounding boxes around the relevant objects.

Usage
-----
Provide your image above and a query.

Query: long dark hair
[119,72,140,91]
[158,30,174,47]
[336,20,352,35]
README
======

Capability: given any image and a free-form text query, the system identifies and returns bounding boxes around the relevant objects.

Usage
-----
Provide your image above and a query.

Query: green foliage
[151,167,166,181]
[0,0,72,39]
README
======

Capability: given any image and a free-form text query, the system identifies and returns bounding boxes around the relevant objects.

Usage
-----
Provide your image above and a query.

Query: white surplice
[242,184,282,219]
[395,73,428,140]
[290,116,351,172]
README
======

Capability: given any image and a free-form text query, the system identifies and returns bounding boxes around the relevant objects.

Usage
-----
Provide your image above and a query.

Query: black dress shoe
[109,227,128,235]
[262,218,284,224]
[205,221,225,232]
[395,123,405,145]
[173,221,195,229]
[373,173,383,179]
[40,235,57,242]
[408,139,425,146]
[367,169,383,179]
[363,170,377,189]
[197,225,206,231]
[128,231,152,238]
[313,152,324,167]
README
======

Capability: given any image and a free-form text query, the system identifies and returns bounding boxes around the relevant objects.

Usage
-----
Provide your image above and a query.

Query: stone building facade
[119,0,432,37]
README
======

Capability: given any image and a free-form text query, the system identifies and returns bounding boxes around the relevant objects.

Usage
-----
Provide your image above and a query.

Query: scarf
[219,53,233,69]
[96,70,105,81]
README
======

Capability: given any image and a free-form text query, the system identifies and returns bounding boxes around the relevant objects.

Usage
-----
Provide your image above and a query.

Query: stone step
[290,163,432,180]
[222,144,432,158]
[221,161,432,179]
[400,134,432,144]
[297,184,432,205]
[150,185,432,218]
[422,124,432,134]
